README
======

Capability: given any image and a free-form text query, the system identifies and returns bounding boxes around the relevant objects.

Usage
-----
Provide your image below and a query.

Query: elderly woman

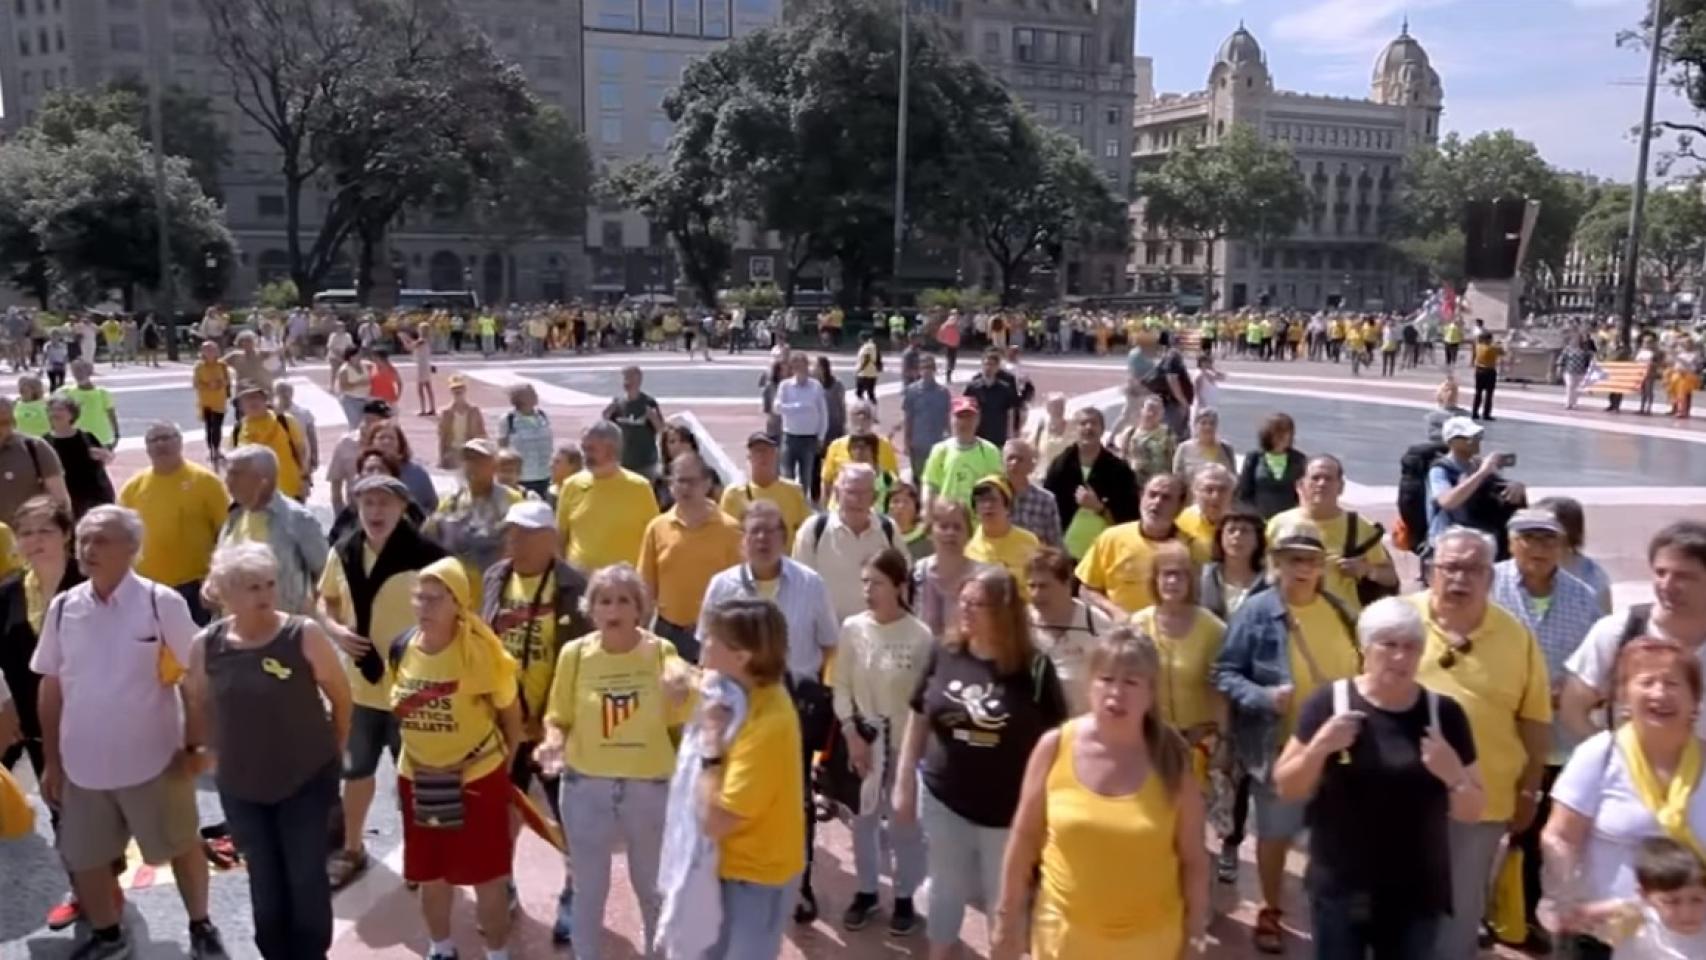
[497,384,555,498]
[185,542,351,960]
[536,564,693,960]
[1273,596,1482,959]
[1536,495,1614,613]
[1235,412,1308,520]
[893,567,1068,960]
[993,629,1210,959]
[1025,392,1074,483]
[911,499,989,637]
[1027,546,1114,716]
[1543,636,1706,960]
[45,394,115,519]
[219,445,330,615]
[1118,396,1176,492]
[1424,379,1473,443]
[821,399,900,495]
[392,557,523,960]
[1173,408,1236,478]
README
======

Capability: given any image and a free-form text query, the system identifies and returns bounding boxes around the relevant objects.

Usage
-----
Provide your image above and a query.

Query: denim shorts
[343,705,400,781]
[1252,776,1307,840]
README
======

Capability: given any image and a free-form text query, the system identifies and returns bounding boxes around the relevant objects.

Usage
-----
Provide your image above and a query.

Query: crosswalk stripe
[460,368,605,407]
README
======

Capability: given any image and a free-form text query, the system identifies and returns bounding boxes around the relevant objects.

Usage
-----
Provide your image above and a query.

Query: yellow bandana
[1617,723,1706,861]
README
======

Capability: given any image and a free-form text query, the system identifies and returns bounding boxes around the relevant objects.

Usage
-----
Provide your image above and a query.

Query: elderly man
[427,438,525,596]
[1267,455,1398,614]
[479,499,589,945]
[919,396,1003,512]
[638,452,743,661]
[821,399,900,494]
[1041,406,1139,558]
[1002,438,1061,548]
[774,352,828,498]
[1410,527,1552,960]
[219,445,328,615]
[556,419,660,572]
[1427,417,1524,556]
[0,395,70,524]
[1076,473,1199,618]
[118,422,230,624]
[719,431,812,543]
[794,462,905,623]
[1213,518,1360,955]
[700,500,839,924]
[895,353,950,482]
[1490,508,1602,947]
[32,506,228,959]
[1177,462,1235,548]
[319,473,446,891]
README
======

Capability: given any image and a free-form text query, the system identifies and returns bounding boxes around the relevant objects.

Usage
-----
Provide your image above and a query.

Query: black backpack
[1395,441,1446,554]
[1342,511,1398,606]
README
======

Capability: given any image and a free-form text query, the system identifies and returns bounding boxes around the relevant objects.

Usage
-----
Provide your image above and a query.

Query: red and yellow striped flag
[1582,361,1648,395]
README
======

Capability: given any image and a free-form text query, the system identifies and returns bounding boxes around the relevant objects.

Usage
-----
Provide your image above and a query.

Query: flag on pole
[512,785,566,854]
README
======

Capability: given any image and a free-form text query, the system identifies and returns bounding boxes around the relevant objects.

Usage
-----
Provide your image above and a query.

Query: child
[547,441,583,506]
[1575,837,1706,958]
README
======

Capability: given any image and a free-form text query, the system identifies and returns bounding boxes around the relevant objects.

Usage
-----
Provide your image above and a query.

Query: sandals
[200,824,241,871]
[1254,907,1285,955]
[327,848,370,892]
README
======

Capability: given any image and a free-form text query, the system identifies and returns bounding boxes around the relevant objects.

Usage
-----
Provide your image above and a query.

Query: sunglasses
[1438,635,1474,670]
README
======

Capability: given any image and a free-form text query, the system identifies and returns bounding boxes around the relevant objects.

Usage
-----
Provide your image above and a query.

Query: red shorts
[399,768,514,886]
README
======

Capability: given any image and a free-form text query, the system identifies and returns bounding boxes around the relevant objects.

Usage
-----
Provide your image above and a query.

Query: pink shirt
[30,573,198,790]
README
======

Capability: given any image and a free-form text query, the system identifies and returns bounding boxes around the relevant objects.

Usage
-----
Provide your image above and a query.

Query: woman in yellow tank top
[1132,541,1227,780]
[992,628,1210,959]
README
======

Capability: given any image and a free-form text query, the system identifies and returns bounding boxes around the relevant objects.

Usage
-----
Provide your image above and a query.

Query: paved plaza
[3,345,1702,959]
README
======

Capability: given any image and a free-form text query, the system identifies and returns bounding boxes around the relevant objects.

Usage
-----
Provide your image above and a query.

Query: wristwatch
[184,744,209,757]
[699,754,724,770]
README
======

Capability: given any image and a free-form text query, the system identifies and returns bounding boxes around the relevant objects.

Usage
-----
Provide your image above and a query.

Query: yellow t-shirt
[491,571,558,726]
[557,468,660,572]
[1283,596,1361,738]
[1411,594,1552,822]
[718,682,806,885]
[1266,508,1391,614]
[967,525,1042,600]
[1131,607,1226,732]
[236,413,309,500]
[1176,506,1218,550]
[720,478,812,544]
[543,632,692,781]
[193,360,231,414]
[638,508,744,626]
[391,631,517,783]
[1474,343,1504,369]
[229,509,270,545]
[118,463,230,587]
[819,434,900,493]
[754,577,780,600]
[319,546,421,709]
[1074,523,1200,615]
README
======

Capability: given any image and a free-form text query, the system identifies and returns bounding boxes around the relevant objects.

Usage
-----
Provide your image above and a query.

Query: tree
[30,79,233,200]
[604,158,732,309]
[1136,123,1309,308]
[1576,183,1706,289]
[0,126,235,306]
[1388,130,1587,282]
[465,104,593,303]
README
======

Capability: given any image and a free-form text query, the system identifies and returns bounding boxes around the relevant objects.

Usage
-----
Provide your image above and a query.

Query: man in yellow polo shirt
[1412,526,1551,959]
[118,422,229,624]
[819,399,899,494]
[1177,462,1235,548]
[1266,454,1397,615]
[638,453,742,662]
[719,432,811,542]
[1076,473,1202,617]
[557,419,660,572]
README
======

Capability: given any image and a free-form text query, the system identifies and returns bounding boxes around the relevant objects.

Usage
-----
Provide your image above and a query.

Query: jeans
[781,433,820,500]
[559,773,668,960]
[1311,893,1440,960]
[707,878,794,960]
[221,766,341,960]
[919,779,1007,947]
[652,616,700,664]
[339,395,367,428]
[851,762,926,899]
[1435,819,1507,960]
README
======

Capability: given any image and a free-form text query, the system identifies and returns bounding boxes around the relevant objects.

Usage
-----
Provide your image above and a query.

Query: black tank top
[204,616,339,803]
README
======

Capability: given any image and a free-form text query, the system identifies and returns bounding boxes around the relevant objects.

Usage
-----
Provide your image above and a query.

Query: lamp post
[891,0,910,300]
[144,3,178,360]
[1619,0,1666,354]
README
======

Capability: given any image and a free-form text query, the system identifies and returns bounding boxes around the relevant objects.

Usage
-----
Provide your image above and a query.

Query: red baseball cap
[952,396,979,416]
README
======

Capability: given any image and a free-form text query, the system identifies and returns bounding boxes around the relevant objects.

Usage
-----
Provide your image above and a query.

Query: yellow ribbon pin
[261,657,293,681]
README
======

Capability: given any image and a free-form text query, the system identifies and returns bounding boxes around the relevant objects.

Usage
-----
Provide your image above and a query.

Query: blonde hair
[1087,627,1188,795]
[579,563,653,622]
[1147,540,1199,607]
[702,597,789,685]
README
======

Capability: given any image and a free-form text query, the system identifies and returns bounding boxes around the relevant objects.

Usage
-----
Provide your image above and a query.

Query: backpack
[806,512,896,553]
[1342,511,1398,606]
[1331,678,1440,758]
[505,408,548,437]
[232,410,306,472]
[1396,441,1447,554]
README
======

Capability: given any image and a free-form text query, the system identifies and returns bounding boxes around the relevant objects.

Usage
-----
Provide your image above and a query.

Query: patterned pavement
[5,342,1702,959]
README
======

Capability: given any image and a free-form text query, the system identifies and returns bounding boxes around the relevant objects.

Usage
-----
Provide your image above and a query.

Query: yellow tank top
[1038,720,1184,945]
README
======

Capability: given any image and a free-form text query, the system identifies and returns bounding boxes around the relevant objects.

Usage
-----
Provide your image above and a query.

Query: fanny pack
[411,767,467,830]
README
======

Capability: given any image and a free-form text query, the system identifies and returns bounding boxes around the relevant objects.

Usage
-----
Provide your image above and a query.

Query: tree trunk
[283,156,310,304]
[1204,234,1218,310]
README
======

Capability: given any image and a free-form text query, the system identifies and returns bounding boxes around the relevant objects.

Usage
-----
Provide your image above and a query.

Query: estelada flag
[1582,361,1648,395]
[512,785,565,854]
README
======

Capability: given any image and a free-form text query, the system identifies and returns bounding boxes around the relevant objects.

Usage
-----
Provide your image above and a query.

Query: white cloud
[1270,0,1458,57]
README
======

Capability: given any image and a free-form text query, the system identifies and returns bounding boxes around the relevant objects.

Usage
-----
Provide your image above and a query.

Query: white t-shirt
[1564,611,1706,739]
[1551,731,1706,903]
[1616,904,1706,959]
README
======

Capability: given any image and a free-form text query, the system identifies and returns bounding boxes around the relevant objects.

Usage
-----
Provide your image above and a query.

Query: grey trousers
[1435,819,1508,960]
[560,774,669,960]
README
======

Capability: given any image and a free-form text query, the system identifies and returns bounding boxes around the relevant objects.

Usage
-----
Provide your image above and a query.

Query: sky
[1136,0,1698,182]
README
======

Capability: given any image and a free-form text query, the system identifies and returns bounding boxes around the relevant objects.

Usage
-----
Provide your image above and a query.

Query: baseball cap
[502,500,557,531]
[746,431,779,448]
[462,438,499,459]
[951,396,979,416]
[1440,416,1484,442]
[447,373,467,389]
[1270,518,1327,555]
[1508,509,1564,537]
[351,474,410,500]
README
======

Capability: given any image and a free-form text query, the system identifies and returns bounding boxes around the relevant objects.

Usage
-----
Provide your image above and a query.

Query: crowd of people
[0,305,1702,960]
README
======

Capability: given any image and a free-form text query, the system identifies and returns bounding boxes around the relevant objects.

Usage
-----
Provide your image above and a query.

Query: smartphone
[1502,453,1519,468]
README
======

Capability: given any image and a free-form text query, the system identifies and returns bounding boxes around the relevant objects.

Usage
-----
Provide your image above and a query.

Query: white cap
[1440,416,1484,442]
[502,500,556,531]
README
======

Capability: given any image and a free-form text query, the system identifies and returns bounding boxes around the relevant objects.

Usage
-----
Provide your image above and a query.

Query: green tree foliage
[1389,130,1586,281]
[30,78,233,200]
[1575,183,1706,289]
[604,157,732,309]
[255,278,301,309]
[1136,123,1309,308]
[0,126,235,306]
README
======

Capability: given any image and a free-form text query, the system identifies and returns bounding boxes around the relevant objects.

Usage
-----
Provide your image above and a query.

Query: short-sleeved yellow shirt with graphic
[391,632,517,783]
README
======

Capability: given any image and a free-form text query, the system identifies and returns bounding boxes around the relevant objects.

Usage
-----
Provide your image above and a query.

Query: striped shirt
[1010,483,1063,548]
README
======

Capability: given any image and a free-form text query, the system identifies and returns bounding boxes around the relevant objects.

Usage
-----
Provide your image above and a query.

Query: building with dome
[1129,21,1444,312]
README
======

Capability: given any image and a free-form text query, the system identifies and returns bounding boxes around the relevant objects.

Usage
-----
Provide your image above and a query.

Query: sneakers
[426,950,458,960]
[841,892,880,931]
[68,929,131,960]
[888,897,920,937]
[793,886,818,925]
[551,887,574,945]
[189,919,228,960]
[1216,844,1240,884]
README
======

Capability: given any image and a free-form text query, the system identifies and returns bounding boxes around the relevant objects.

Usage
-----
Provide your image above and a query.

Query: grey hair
[1193,407,1220,426]
[742,498,786,533]
[206,541,279,602]
[77,504,144,550]
[506,383,538,404]
[1045,391,1067,408]
[579,562,653,621]
[837,461,877,490]
[848,398,875,419]
[1436,525,1496,563]
[581,419,622,446]
[1356,596,1426,651]
[1191,462,1235,488]
[227,443,279,480]
[1003,436,1036,458]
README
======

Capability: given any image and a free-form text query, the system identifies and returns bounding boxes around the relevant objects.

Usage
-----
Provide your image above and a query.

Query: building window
[19,71,32,94]
[1063,34,1083,67]
[598,0,638,28]
[1037,30,1057,64]
[1069,103,1084,124]
[108,0,137,8]
[704,0,728,37]
[600,117,623,145]
[257,195,286,218]
[1181,242,1196,266]
[18,32,28,56]
[42,70,54,90]
[645,52,672,78]
[109,24,141,52]
[537,56,563,78]
[600,82,623,111]
[1014,28,1034,63]
[1103,138,1119,158]
[601,220,625,250]
[13,0,22,17]
[54,26,62,51]
[983,31,999,56]
[598,50,624,77]
[642,0,669,31]
[674,0,699,35]
[1105,106,1120,126]
[1041,102,1059,122]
